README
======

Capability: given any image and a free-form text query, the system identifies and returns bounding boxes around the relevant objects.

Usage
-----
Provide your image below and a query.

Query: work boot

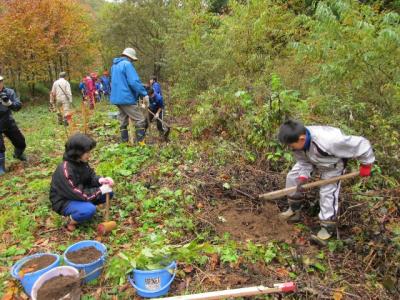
[135,128,146,143]
[57,113,64,125]
[310,221,336,246]
[63,118,69,126]
[13,148,27,161]
[120,127,129,143]
[0,153,6,176]
[279,197,303,223]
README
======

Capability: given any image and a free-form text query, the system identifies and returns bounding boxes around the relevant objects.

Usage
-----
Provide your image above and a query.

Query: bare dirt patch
[211,200,295,242]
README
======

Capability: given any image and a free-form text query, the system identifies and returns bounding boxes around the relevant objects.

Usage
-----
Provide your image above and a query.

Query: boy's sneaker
[310,221,336,246]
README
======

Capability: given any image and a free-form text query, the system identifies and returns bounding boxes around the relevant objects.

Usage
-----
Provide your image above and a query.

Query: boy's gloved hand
[359,164,372,177]
[296,176,308,193]
[99,177,115,186]
[100,184,112,194]
[154,112,160,119]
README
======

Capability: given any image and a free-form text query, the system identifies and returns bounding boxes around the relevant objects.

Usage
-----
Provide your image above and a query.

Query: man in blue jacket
[110,48,149,144]
[0,75,26,175]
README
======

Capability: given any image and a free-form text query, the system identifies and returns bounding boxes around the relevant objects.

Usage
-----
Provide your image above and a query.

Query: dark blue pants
[62,193,113,223]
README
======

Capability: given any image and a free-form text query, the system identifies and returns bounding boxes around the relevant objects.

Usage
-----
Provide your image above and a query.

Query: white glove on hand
[100,184,112,195]
[2,99,12,107]
[154,112,160,119]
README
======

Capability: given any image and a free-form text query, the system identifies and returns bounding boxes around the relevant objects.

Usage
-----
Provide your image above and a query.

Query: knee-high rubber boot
[0,153,5,176]
[120,127,129,143]
[135,128,146,144]
[13,148,27,161]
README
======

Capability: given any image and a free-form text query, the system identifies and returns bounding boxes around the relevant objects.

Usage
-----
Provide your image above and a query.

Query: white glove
[100,184,112,195]
[2,99,12,107]
[154,112,160,119]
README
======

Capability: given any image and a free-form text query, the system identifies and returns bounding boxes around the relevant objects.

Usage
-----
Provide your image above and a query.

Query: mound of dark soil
[65,246,102,264]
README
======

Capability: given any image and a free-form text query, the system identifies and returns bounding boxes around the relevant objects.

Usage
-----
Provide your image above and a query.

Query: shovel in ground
[258,171,359,201]
[97,193,117,235]
[147,109,172,129]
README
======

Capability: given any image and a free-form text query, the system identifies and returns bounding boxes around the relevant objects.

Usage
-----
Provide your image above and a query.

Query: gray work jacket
[293,126,375,177]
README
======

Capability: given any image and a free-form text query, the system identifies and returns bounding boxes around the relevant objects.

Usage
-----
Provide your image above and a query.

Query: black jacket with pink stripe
[49,155,102,214]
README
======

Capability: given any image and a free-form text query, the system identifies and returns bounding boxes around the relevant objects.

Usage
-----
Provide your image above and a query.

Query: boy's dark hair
[151,75,157,81]
[64,133,96,161]
[278,120,306,144]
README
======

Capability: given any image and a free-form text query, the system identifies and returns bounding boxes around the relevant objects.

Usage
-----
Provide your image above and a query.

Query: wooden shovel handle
[105,193,110,221]
[259,171,359,201]
[147,108,171,128]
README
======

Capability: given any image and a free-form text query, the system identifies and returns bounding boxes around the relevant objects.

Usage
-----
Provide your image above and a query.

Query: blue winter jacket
[149,93,164,112]
[100,75,111,94]
[110,57,147,105]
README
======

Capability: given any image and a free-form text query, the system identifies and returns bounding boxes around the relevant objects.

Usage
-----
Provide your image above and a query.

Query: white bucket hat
[122,48,138,61]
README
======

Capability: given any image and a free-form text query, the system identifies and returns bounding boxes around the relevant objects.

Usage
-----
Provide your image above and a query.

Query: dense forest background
[1,0,398,179]
[0,1,399,298]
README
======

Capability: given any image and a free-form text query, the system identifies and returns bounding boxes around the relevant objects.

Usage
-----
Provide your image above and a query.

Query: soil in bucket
[65,246,102,264]
[19,255,56,275]
[37,275,80,300]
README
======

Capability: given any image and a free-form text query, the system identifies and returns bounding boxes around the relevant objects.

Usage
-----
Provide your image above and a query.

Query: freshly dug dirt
[212,201,294,242]
[65,246,102,264]
[20,255,56,273]
[37,275,80,300]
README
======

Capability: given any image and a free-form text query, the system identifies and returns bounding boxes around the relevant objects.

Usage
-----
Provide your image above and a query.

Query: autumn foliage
[0,0,98,87]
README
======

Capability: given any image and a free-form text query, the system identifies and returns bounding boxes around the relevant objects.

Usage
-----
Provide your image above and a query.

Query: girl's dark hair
[278,120,306,144]
[64,133,96,161]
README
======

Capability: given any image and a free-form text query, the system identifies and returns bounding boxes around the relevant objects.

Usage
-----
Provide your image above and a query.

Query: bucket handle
[128,263,177,295]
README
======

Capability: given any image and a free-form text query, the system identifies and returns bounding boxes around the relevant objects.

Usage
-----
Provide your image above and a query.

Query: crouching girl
[50,133,114,231]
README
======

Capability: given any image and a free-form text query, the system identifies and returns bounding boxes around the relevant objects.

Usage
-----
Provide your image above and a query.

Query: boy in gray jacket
[278,120,375,244]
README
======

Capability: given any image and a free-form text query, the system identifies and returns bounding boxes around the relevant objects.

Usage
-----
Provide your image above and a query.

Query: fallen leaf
[183,265,194,273]
[209,253,219,271]
[333,288,345,300]
[275,267,289,278]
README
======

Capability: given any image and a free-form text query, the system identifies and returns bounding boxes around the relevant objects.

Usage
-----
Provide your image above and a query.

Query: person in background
[100,71,111,101]
[49,133,114,232]
[110,48,149,144]
[150,75,162,96]
[0,75,27,175]
[147,87,170,142]
[95,78,102,102]
[85,74,96,109]
[50,71,73,125]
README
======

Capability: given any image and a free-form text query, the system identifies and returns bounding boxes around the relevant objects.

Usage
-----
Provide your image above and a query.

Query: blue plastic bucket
[10,253,60,296]
[128,261,177,298]
[63,240,107,283]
